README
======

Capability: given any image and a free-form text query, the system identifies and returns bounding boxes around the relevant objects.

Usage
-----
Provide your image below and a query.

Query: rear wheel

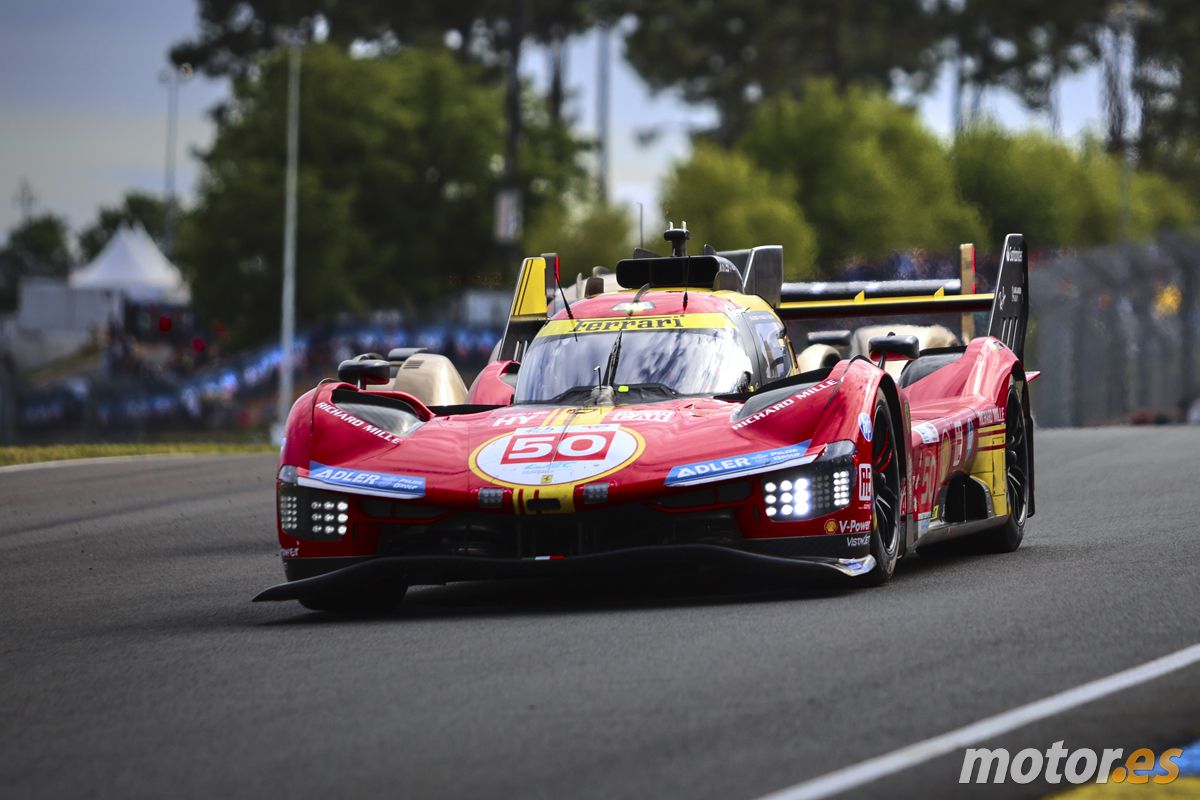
[863,397,901,585]
[981,387,1029,553]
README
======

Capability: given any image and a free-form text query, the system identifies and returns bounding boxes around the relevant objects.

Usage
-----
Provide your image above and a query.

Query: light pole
[274,36,302,442]
[596,25,611,203]
[159,62,192,256]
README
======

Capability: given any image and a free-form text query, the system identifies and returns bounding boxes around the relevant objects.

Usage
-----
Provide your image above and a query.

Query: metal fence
[1027,233,1200,427]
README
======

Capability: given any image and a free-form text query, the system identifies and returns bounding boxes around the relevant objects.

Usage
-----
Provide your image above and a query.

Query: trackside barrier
[1026,233,1200,427]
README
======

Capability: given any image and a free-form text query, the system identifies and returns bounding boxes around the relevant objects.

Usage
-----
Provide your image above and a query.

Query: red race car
[257,225,1036,612]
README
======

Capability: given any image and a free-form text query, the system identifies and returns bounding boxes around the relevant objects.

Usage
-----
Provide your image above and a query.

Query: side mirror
[868,334,920,362]
[808,329,852,348]
[337,358,391,388]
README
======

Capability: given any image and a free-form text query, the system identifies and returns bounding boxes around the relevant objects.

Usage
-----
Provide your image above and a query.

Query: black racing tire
[980,386,1029,553]
[863,395,901,586]
[299,583,408,614]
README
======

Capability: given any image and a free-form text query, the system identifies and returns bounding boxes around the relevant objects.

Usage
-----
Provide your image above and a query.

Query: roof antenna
[664,220,691,310]
[548,253,578,341]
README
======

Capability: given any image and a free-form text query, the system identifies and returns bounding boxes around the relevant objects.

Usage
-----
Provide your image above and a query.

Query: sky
[0,0,1109,247]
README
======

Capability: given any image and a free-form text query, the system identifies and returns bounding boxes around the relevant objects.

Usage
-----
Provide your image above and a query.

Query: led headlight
[761,440,857,522]
[277,478,352,540]
[277,465,300,531]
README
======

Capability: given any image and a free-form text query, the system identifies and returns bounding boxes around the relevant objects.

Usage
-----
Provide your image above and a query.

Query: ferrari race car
[257,225,1037,612]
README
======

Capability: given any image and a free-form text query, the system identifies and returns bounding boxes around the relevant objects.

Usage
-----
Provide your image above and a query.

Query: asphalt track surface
[1,427,1197,799]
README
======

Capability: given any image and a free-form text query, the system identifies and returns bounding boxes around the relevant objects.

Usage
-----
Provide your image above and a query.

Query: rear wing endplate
[496,256,552,361]
[986,233,1029,359]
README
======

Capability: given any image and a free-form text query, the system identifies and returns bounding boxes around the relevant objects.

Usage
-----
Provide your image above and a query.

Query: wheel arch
[875,372,913,553]
[876,373,909,482]
[1007,363,1036,518]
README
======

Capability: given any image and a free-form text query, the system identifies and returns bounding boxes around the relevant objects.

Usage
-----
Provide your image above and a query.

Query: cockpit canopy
[514,324,755,404]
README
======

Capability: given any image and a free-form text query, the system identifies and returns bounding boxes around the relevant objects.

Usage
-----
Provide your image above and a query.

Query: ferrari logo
[540,474,553,484]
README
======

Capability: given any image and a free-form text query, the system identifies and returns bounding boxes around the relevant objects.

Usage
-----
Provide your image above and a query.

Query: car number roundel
[471,424,643,486]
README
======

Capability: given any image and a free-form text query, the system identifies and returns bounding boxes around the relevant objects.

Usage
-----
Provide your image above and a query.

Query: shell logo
[824,519,837,534]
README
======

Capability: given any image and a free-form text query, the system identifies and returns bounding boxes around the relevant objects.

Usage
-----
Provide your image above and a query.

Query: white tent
[69,224,190,303]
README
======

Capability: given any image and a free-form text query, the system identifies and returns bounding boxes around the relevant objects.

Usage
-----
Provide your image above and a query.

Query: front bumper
[254,541,876,604]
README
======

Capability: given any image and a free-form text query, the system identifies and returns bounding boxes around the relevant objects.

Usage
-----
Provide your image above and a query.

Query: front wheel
[863,396,901,585]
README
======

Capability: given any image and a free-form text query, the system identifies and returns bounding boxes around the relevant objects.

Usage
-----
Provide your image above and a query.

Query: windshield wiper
[601,282,651,391]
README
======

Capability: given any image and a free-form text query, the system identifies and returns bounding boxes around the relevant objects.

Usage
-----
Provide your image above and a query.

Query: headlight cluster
[279,491,300,531]
[277,477,353,541]
[310,498,350,536]
[763,477,811,519]
[761,441,856,522]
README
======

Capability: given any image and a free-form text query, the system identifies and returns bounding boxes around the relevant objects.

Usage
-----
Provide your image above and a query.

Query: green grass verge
[0,442,277,467]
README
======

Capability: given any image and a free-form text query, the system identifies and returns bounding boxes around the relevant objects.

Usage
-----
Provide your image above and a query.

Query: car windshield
[514,327,754,404]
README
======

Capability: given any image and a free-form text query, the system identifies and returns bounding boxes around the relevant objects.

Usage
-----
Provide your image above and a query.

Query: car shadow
[254,536,1040,626]
[257,567,859,626]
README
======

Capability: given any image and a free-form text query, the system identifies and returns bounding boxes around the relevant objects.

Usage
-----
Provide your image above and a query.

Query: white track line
[0,452,264,475]
[756,642,1200,800]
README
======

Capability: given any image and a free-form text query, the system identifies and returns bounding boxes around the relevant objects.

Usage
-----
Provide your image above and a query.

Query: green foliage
[737,82,983,268]
[1135,0,1200,165]
[1131,166,1199,238]
[620,0,940,143]
[659,143,817,278]
[172,1,612,78]
[78,192,172,261]
[664,85,1197,267]
[178,44,585,344]
[179,46,502,343]
[953,128,1199,247]
[525,201,633,282]
[0,214,74,310]
[952,125,1093,247]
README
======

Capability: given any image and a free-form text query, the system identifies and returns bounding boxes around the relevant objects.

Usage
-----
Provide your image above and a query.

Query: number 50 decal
[472,424,643,486]
[501,431,616,464]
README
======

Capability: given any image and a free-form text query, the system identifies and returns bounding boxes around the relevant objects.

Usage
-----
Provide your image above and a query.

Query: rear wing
[776,233,1030,359]
[494,234,1030,361]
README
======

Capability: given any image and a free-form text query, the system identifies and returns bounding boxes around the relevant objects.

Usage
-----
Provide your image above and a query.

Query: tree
[177,45,583,344]
[1133,0,1200,202]
[1074,139,1197,241]
[951,126,1197,247]
[659,143,817,278]
[937,0,1102,130]
[172,0,610,230]
[178,45,499,343]
[0,214,74,310]
[952,125,1092,247]
[78,192,172,261]
[619,0,941,143]
[738,82,983,268]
